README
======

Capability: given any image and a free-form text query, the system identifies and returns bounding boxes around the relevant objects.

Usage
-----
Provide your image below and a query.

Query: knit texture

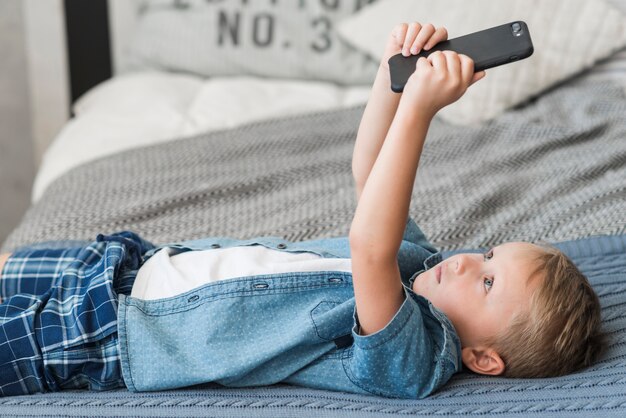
[2,76,624,252]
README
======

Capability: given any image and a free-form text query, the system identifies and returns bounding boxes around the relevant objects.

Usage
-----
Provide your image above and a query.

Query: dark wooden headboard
[64,0,112,105]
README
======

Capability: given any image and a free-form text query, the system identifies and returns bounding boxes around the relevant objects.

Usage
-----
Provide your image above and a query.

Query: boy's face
[412,242,542,349]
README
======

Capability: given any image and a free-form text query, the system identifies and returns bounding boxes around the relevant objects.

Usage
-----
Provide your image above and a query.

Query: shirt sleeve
[344,285,453,399]
[397,217,439,284]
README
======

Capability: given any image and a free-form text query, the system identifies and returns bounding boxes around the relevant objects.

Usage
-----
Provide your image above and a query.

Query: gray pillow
[125,0,380,85]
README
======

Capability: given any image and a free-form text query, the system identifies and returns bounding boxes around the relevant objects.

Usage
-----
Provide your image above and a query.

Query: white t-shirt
[131,246,352,300]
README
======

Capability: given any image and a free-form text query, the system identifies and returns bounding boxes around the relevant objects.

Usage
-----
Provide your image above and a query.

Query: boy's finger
[429,51,447,74]
[393,23,408,42]
[443,51,461,78]
[403,22,422,56]
[424,27,448,50]
[458,54,475,86]
[410,23,436,54]
[415,56,431,72]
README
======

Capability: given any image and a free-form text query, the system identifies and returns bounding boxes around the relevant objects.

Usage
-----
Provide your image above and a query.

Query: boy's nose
[453,254,473,275]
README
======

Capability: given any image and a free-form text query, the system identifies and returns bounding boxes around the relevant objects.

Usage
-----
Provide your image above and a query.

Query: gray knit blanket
[2,76,625,253]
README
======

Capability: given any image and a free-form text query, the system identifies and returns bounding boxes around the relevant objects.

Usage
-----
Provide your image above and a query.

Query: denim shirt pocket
[310,299,355,342]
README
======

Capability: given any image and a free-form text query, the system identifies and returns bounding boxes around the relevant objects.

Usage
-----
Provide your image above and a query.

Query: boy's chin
[412,271,428,295]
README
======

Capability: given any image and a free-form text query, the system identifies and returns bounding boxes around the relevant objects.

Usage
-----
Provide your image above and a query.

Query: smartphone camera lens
[512,22,522,36]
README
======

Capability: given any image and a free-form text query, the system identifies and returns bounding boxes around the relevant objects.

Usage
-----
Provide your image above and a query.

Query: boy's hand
[380,22,448,72]
[400,51,486,119]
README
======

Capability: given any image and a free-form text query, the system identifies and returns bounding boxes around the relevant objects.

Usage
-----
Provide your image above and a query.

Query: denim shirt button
[253,282,269,289]
[211,244,221,249]
[277,243,287,249]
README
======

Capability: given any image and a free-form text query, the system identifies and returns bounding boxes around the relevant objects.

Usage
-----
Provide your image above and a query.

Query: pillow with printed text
[125,0,380,85]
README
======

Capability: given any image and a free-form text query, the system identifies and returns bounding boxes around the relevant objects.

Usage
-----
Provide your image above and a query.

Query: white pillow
[337,0,626,125]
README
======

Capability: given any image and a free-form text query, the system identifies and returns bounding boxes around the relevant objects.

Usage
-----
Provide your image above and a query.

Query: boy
[0,23,605,399]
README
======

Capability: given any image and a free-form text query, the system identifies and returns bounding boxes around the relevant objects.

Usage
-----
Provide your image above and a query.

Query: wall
[0,0,69,247]
[0,0,35,246]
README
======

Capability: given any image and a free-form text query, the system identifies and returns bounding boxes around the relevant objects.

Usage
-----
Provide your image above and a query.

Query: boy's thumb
[470,70,486,85]
[416,56,428,68]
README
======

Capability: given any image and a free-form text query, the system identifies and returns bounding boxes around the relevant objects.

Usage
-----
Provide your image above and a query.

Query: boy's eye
[483,249,494,261]
[484,277,494,293]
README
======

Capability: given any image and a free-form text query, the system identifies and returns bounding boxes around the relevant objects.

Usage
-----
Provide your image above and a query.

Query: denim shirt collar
[408,252,443,289]
[406,251,462,373]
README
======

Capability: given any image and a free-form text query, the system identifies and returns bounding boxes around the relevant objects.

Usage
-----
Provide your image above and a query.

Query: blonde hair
[487,243,607,378]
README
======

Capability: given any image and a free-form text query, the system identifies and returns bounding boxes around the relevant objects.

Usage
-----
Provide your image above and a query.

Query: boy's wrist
[397,95,436,124]
[376,66,391,88]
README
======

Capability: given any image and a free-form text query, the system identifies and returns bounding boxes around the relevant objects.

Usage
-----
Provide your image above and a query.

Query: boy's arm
[352,23,448,201]
[350,50,483,336]
[351,67,401,201]
[350,102,432,336]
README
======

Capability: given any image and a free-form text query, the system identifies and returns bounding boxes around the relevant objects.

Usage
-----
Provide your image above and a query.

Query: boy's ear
[461,346,505,376]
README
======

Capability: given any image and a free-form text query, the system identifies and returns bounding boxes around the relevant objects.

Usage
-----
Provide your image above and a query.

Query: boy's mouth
[435,265,442,283]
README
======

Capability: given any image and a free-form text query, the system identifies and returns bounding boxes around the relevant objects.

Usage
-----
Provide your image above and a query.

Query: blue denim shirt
[117,218,462,399]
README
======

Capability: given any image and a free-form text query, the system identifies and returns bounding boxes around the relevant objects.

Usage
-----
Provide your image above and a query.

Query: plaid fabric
[0,231,154,396]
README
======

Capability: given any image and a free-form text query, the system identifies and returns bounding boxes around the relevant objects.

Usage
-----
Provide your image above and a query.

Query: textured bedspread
[2,77,625,253]
[1,75,625,416]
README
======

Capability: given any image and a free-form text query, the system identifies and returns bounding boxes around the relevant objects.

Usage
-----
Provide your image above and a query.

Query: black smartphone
[388,21,534,93]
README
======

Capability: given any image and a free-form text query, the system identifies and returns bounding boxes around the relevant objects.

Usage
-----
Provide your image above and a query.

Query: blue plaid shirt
[0,232,155,396]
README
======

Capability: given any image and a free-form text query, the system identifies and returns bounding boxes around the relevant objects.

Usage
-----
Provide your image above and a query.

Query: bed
[1,0,626,416]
